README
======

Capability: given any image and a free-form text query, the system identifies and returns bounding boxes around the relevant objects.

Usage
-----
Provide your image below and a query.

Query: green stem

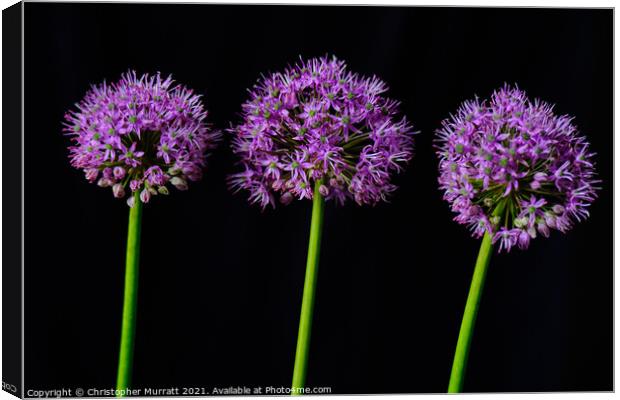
[116,193,143,394]
[291,181,325,395]
[448,232,494,393]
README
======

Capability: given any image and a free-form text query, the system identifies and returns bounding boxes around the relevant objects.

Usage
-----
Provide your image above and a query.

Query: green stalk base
[448,232,494,393]
[291,181,325,395]
[116,194,143,395]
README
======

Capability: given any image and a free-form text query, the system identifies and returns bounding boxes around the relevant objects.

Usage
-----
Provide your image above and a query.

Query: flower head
[436,85,599,252]
[229,55,415,209]
[64,71,220,206]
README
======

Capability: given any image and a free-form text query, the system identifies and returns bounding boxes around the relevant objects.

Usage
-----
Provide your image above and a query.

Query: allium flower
[436,85,599,252]
[229,55,415,208]
[64,71,220,206]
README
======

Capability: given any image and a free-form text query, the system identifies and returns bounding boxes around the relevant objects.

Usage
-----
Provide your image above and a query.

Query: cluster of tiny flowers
[64,71,220,206]
[229,56,415,208]
[436,85,598,252]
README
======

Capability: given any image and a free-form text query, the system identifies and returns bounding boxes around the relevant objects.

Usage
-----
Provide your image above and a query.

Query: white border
[0,1,615,400]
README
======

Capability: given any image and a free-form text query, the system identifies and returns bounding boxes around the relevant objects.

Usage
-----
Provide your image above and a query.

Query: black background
[24,4,612,394]
[3,3,23,397]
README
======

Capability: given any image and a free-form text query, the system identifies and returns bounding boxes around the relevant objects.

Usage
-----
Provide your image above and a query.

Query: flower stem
[291,181,325,395]
[448,231,494,393]
[116,194,143,394]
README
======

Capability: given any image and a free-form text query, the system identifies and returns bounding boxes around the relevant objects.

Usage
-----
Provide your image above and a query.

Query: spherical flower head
[436,84,599,252]
[64,71,220,206]
[229,55,415,209]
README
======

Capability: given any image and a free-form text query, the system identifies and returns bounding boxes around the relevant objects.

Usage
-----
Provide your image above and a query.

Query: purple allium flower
[64,71,220,206]
[229,55,415,208]
[436,85,599,252]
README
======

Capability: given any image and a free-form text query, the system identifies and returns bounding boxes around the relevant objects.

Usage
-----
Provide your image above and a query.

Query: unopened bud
[140,188,151,204]
[85,169,99,182]
[518,230,531,249]
[170,176,188,191]
[130,180,141,192]
[113,166,126,180]
[272,180,283,190]
[552,204,565,214]
[537,221,550,237]
[533,172,547,181]
[97,178,112,188]
[112,183,125,199]
[544,211,557,228]
[280,192,294,205]
[168,167,181,176]
[319,184,330,197]
[513,217,528,228]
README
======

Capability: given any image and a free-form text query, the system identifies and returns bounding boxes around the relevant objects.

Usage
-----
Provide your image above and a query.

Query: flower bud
[158,186,169,195]
[85,169,99,182]
[182,165,202,181]
[112,183,125,199]
[518,230,530,249]
[170,176,188,191]
[140,188,151,204]
[113,166,126,180]
[103,167,114,180]
[272,180,283,190]
[97,178,112,187]
[555,215,570,232]
[280,192,294,205]
[544,211,557,228]
[319,184,330,197]
[533,172,547,181]
[537,221,550,238]
[552,204,565,214]
[513,217,528,228]
[130,179,141,192]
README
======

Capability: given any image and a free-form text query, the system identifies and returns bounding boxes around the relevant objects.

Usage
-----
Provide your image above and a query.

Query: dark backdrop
[24,4,613,394]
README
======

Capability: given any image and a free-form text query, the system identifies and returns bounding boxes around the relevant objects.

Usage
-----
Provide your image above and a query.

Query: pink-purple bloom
[229,56,415,209]
[64,71,220,206]
[436,85,599,252]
